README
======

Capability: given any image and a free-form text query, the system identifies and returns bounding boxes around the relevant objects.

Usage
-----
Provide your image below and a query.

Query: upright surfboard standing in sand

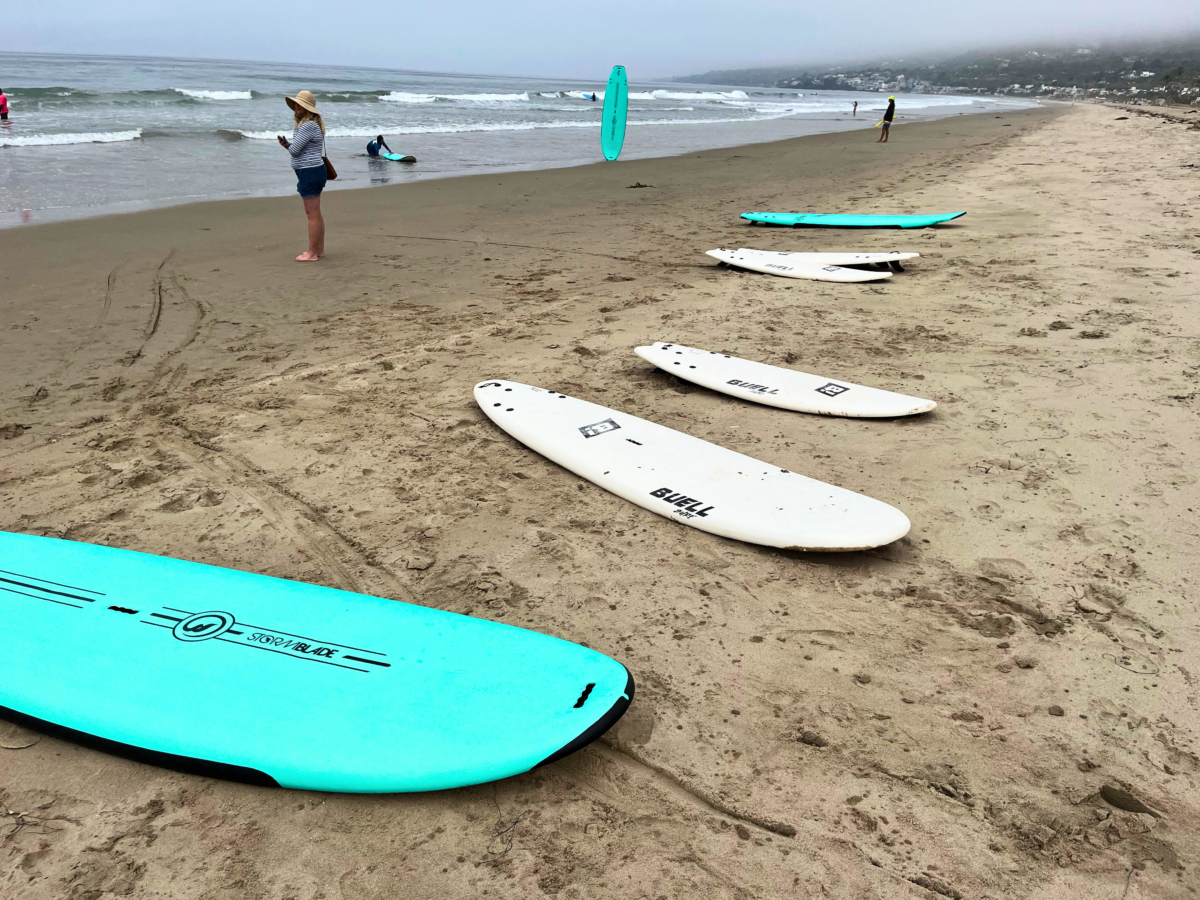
[741,211,965,228]
[0,532,633,792]
[634,342,937,418]
[705,248,892,283]
[475,380,910,551]
[601,65,628,161]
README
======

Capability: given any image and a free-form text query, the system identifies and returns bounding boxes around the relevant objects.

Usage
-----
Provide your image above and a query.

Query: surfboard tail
[533,668,635,769]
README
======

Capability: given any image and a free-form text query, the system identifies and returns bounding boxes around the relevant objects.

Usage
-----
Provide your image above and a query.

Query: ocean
[0,52,1038,227]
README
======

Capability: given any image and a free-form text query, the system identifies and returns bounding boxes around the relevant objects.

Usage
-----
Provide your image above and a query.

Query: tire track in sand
[156,431,415,603]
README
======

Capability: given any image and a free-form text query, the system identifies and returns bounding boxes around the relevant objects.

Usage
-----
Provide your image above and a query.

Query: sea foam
[380,91,531,104]
[173,88,253,100]
[0,130,144,147]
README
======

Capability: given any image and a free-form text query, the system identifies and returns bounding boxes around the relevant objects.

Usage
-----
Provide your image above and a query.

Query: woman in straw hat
[277,90,327,261]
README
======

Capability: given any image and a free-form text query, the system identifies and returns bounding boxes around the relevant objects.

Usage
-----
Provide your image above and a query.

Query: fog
[4,0,1196,79]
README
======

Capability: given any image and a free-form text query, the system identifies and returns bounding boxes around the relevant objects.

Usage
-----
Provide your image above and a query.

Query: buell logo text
[727,379,779,396]
[649,487,714,519]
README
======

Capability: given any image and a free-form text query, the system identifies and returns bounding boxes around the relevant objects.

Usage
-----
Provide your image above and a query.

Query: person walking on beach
[277,90,327,262]
[0,90,9,122]
[366,134,392,157]
[876,95,895,143]
[852,100,857,117]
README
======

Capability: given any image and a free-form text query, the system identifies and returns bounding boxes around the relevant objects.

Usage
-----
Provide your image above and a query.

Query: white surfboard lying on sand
[634,342,936,418]
[735,249,919,269]
[475,379,910,551]
[706,248,891,283]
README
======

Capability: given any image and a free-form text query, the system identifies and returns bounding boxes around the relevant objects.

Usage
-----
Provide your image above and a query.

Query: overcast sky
[5,0,1196,79]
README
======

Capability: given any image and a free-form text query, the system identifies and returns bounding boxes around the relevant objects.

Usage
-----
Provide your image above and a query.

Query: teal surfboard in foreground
[741,211,966,228]
[601,65,628,161]
[381,151,416,163]
[0,533,633,792]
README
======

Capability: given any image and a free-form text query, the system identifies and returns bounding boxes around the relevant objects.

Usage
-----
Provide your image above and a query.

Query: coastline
[4,103,1200,899]
[0,70,1035,230]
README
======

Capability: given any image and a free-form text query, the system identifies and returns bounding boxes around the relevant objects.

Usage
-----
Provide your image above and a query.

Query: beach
[2,102,1199,898]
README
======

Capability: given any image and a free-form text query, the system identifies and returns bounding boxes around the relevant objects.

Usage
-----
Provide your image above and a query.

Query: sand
[2,103,1199,899]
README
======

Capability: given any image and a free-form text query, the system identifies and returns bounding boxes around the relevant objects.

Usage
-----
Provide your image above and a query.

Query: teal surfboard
[381,152,416,163]
[0,533,633,792]
[601,65,628,161]
[741,211,966,228]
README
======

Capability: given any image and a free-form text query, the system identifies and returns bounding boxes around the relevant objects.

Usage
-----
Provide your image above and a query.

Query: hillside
[677,38,1200,104]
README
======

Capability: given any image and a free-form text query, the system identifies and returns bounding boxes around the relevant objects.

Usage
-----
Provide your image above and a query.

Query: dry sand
[2,103,1199,899]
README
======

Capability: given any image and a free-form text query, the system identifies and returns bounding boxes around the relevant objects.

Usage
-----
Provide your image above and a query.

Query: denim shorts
[296,163,327,198]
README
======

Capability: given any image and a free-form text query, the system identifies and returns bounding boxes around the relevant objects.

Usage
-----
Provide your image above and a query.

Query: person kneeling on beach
[366,134,392,157]
[277,90,327,262]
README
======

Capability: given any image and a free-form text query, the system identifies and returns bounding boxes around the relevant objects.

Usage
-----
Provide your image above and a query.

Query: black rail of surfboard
[0,665,635,789]
[0,704,279,787]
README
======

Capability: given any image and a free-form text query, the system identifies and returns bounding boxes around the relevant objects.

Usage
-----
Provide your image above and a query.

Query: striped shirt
[288,120,325,170]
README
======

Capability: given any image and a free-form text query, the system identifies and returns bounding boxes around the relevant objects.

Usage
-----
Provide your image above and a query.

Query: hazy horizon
[4,2,1197,81]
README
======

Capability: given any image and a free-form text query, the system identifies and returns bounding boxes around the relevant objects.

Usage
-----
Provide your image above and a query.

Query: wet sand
[2,103,1199,899]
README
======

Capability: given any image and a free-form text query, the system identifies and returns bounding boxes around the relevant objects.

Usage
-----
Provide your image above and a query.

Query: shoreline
[4,103,1200,900]
[0,94,1037,229]
[2,103,1045,243]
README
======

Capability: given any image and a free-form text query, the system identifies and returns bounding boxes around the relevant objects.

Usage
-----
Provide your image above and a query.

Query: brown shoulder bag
[322,132,337,180]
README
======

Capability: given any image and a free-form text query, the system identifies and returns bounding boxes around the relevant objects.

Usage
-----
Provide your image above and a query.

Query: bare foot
[296,252,320,262]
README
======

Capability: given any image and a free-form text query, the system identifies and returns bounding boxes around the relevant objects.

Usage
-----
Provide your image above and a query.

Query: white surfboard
[634,342,936,418]
[475,380,910,551]
[705,249,892,282]
[735,249,919,268]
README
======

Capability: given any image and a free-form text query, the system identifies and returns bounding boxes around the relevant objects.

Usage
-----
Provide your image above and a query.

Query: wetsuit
[882,100,895,129]
[366,137,392,157]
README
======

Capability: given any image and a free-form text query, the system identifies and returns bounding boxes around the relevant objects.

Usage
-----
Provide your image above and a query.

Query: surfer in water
[876,95,895,143]
[366,134,392,157]
[852,100,857,117]
[0,89,9,122]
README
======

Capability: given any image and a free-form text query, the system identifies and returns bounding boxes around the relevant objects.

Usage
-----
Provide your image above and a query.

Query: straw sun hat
[286,90,319,114]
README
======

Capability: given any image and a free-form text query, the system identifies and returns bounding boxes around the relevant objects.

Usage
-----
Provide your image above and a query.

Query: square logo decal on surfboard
[815,383,850,397]
[579,419,621,438]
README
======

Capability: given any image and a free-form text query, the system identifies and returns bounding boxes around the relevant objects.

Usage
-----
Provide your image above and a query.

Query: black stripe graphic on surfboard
[0,575,99,605]
[0,584,85,609]
[0,568,105,596]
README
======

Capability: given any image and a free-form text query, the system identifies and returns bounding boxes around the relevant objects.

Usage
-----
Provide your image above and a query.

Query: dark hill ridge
[675,37,1200,104]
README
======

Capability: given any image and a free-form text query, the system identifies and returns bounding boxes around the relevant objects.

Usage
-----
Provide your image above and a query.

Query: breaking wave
[173,88,253,100]
[0,129,143,147]
[380,91,531,104]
